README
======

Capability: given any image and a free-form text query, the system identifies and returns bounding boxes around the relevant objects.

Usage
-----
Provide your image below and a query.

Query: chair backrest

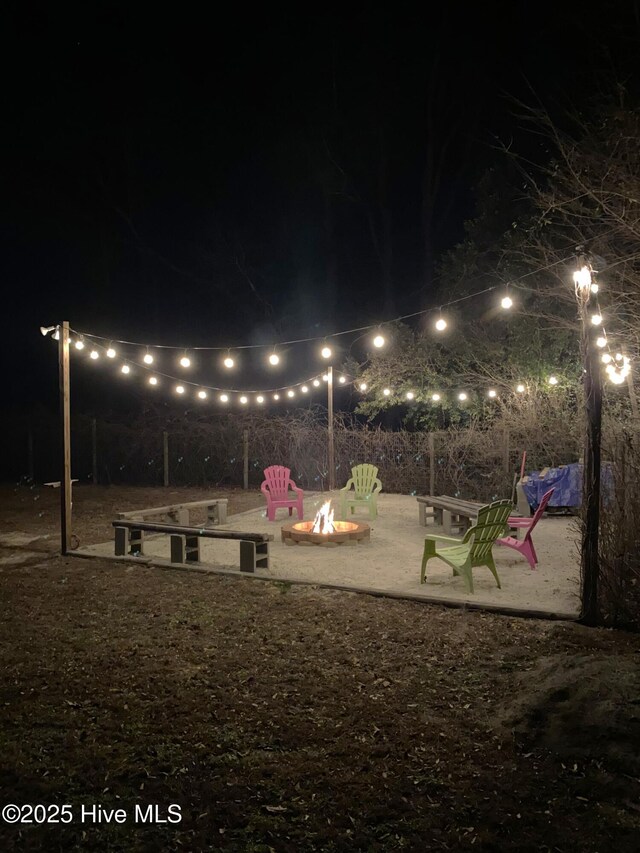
[351,464,379,495]
[528,487,555,532]
[468,500,514,561]
[263,465,292,498]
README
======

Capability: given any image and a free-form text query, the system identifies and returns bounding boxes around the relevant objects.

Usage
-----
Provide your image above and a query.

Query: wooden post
[243,429,249,489]
[163,431,169,487]
[328,365,335,490]
[574,257,602,626]
[91,417,98,485]
[580,297,603,626]
[428,433,435,495]
[58,321,72,554]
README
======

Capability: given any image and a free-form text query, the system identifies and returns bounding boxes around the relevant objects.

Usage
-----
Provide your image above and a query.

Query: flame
[311,501,335,534]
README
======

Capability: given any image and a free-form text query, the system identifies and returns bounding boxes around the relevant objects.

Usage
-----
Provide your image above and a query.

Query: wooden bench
[116,498,228,527]
[416,495,486,534]
[112,520,272,573]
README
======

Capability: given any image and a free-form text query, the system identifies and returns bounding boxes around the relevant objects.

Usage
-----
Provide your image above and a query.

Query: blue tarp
[521,462,613,509]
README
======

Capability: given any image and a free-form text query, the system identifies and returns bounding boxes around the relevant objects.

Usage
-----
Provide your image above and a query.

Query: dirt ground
[1,483,639,852]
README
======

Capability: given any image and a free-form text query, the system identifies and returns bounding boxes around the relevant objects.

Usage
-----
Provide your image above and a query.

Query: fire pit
[281,501,370,546]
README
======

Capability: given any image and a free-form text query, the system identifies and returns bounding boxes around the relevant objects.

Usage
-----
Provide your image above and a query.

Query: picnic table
[416,495,486,535]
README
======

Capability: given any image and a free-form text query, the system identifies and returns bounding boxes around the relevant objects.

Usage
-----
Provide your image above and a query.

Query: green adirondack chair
[339,464,382,519]
[420,499,513,593]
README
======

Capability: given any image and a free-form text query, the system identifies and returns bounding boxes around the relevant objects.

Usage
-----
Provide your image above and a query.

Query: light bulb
[220,394,229,403]
[591,314,602,326]
[301,385,308,393]
[322,374,329,382]
[287,389,295,398]
[223,356,234,368]
[383,388,391,396]
[602,353,612,364]
[273,393,280,400]
[40,325,56,336]
[516,384,525,393]
[573,266,592,289]
[458,392,467,401]
[406,391,415,400]
[90,350,99,360]
[180,356,191,368]
[435,318,447,332]
[596,336,607,348]
[52,328,60,341]
[176,385,185,394]
[197,390,207,399]
[240,395,248,404]
[339,376,346,384]
[121,365,130,374]
[431,393,441,402]
[615,353,623,361]
[75,339,85,350]
[107,347,116,358]
[149,376,158,386]
[373,334,385,348]
[256,395,264,404]
[321,346,332,359]
[548,376,558,385]
[501,295,513,309]
[590,283,599,294]
[488,389,497,398]
[268,353,280,366]
[143,353,153,365]
[312,379,320,387]
[359,382,367,391]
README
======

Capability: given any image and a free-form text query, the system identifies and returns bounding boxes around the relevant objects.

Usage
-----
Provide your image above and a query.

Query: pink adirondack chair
[261,465,304,521]
[496,487,555,569]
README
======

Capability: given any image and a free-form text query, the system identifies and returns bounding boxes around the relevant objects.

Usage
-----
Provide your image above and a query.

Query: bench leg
[442,510,452,535]
[171,534,200,564]
[129,526,144,554]
[115,526,127,556]
[240,540,270,573]
[433,507,444,526]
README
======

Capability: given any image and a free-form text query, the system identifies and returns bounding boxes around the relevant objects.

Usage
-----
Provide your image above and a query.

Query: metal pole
[163,431,169,486]
[428,433,435,495]
[59,321,72,554]
[328,365,335,490]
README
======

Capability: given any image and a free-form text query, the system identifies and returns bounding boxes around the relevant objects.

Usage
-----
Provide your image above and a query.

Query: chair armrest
[506,517,530,527]
[260,481,270,496]
[340,479,354,493]
[290,483,303,496]
[372,479,382,494]
[425,533,465,545]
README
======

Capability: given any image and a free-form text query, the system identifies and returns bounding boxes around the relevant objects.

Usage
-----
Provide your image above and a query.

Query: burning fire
[311,501,335,534]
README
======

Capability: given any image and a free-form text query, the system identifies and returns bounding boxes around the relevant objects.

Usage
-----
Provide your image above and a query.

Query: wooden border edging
[66,548,578,623]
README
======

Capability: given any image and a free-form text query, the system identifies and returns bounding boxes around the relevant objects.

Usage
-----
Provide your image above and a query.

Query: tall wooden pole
[58,321,72,555]
[577,264,602,626]
[243,429,249,489]
[91,417,98,485]
[163,431,169,486]
[327,365,335,490]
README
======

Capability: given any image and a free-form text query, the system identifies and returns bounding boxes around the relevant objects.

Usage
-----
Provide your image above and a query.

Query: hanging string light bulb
[488,389,497,398]
[256,395,264,404]
[197,390,207,400]
[321,343,332,359]
[107,345,116,358]
[359,382,367,391]
[179,353,191,368]
[458,392,468,401]
[143,350,154,365]
[383,388,391,396]
[219,393,229,403]
[432,393,441,402]
[239,395,248,404]
[149,376,158,386]
[548,376,558,386]
[175,385,185,394]
[596,336,607,348]
[223,351,235,368]
[435,310,447,332]
[591,313,603,326]
[500,285,513,310]
[90,350,99,360]
[121,364,130,375]
[268,350,280,366]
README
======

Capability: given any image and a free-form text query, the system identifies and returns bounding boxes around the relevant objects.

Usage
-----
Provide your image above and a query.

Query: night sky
[3,2,638,412]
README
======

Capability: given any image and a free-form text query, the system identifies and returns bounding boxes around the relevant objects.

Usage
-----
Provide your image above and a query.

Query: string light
[121,365,130,375]
[500,289,513,309]
[596,336,607,348]
[256,395,264,404]
[75,339,85,350]
[458,392,468,401]
[273,393,280,400]
[359,382,367,391]
[240,395,248,404]
[287,389,295,398]
[176,385,185,394]
[268,352,280,366]
[321,345,332,359]
[220,393,229,403]
[107,347,116,358]
[149,376,158,386]
[338,375,346,384]
[516,384,525,393]
[179,355,191,368]
[313,379,320,387]
[197,390,207,400]
[435,315,447,332]
[223,351,235,368]
[573,265,592,290]
[90,350,99,360]
[602,353,612,364]
[143,351,154,365]
[606,355,631,385]
[406,391,415,400]
[372,333,385,348]
[591,314,603,326]
[488,389,497,398]
[322,374,329,382]
[548,376,558,385]
[301,385,308,393]
[432,393,441,402]
[383,388,391,396]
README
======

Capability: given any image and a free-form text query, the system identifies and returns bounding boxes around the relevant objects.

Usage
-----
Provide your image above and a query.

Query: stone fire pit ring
[281,519,370,546]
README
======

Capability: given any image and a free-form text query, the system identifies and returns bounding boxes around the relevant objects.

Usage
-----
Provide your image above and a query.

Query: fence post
[163,431,169,487]
[502,428,510,474]
[92,418,98,485]
[428,433,435,495]
[243,429,249,489]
